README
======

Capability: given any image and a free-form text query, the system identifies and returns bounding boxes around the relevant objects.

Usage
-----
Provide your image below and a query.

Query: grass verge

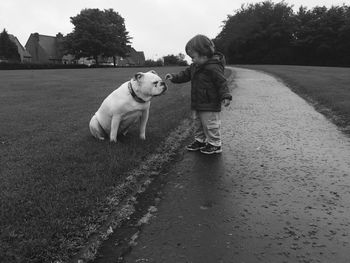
[0,67,232,263]
[72,118,195,263]
[237,65,350,135]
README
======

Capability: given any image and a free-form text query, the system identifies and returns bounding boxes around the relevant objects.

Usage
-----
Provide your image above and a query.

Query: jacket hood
[204,52,226,69]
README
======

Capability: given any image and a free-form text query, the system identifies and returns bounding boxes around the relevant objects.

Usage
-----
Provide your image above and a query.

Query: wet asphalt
[95,67,350,263]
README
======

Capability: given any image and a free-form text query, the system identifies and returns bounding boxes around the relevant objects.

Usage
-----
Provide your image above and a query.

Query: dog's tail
[89,114,107,140]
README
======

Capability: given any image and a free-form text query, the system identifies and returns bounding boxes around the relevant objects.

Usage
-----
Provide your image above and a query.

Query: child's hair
[185,34,215,58]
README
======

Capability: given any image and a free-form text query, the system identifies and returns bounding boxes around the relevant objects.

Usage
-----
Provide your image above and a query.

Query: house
[8,34,32,63]
[24,32,145,66]
[116,47,145,66]
[77,47,146,66]
[25,33,64,64]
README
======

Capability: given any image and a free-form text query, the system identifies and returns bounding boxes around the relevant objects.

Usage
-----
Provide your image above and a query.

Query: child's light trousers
[192,110,222,147]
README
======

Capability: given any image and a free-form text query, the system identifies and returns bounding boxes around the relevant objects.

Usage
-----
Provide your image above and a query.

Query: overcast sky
[0,0,347,60]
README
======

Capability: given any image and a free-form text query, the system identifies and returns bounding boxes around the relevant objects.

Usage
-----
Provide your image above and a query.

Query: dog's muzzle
[153,82,168,97]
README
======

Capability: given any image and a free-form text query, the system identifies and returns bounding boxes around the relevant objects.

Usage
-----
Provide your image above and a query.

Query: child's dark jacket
[170,52,232,112]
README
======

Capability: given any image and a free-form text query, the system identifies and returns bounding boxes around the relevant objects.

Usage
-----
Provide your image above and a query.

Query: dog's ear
[148,70,158,75]
[134,72,143,81]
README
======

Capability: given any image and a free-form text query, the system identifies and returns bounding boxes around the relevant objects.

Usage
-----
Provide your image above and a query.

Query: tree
[214,1,296,64]
[293,5,350,65]
[64,8,131,66]
[215,2,350,66]
[0,29,20,62]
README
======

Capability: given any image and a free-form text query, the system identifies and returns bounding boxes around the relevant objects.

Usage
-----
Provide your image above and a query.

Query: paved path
[110,67,350,263]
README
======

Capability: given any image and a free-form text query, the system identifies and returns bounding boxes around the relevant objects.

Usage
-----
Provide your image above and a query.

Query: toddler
[165,34,232,154]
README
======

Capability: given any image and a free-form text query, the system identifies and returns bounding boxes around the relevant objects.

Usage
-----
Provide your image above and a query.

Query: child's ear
[134,72,143,81]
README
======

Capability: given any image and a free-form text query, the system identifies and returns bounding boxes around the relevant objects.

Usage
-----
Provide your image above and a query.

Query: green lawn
[238,65,350,135]
[0,67,193,262]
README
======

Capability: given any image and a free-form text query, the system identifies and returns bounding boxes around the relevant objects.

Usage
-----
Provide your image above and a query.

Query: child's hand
[222,99,231,107]
[165,73,173,80]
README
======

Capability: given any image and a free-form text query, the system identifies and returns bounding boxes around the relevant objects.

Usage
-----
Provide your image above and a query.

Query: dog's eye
[153,81,158,85]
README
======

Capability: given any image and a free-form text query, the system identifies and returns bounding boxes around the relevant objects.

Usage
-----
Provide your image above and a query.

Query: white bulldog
[89,70,167,142]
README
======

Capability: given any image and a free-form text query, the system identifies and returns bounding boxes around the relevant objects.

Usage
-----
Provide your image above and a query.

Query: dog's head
[132,70,167,97]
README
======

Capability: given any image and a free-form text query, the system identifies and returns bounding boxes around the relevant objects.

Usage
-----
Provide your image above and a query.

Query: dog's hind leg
[89,115,106,140]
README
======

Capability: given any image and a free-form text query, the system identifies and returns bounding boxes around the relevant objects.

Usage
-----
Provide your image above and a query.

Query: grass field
[239,65,350,135]
[0,67,195,262]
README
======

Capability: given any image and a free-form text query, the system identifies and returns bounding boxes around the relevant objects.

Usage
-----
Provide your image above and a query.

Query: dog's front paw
[140,134,146,140]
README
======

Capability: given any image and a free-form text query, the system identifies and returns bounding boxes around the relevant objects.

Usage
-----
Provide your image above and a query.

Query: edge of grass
[69,117,194,263]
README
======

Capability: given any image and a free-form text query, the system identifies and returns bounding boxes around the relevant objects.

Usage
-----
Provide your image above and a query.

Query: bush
[144,59,164,67]
[163,54,188,66]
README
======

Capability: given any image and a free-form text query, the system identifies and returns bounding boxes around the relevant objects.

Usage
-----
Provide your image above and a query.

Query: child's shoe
[186,140,206,151]
[200,144,222,154]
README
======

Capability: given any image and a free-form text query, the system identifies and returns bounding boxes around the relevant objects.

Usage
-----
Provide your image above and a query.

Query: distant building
[116,47,145,66]
[79,47,146,66]
[24,32,145,66]
[8,34,32,63]
[25,33,64,64]
[76,57,95,66]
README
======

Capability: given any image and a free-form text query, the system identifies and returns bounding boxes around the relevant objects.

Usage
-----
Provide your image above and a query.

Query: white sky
[0,0,348,60]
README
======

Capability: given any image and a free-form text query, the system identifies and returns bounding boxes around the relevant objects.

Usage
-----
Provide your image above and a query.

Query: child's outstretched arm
[165,66,191,83]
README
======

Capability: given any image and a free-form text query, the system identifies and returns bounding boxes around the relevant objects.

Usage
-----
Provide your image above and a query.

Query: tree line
[214,1,350,66]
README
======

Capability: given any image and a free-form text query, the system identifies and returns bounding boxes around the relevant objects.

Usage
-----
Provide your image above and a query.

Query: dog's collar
[128,81,147,103]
